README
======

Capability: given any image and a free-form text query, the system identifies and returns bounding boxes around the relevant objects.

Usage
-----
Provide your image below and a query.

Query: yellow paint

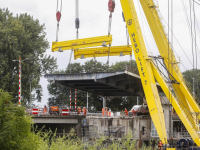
[151,62,200,147]
[120,0,167,144]
[52,35,112,52]
[140,0,200,120]
[74,45,132,60]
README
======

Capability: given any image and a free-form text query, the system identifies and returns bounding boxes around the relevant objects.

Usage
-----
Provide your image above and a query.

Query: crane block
[52,35,112,52]
[74,45,132,60]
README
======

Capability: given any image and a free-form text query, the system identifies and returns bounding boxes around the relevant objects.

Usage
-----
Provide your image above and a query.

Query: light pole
[87,92,89,109]
[13,57,29,106]
[29,78,32,107]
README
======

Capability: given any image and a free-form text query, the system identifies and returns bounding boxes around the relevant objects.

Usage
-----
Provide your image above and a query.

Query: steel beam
[74,45,132,60]
[52,35,112,52]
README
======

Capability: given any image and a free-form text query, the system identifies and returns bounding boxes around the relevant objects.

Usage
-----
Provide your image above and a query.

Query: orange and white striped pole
[18,57,21,106]
[75,89,77,110]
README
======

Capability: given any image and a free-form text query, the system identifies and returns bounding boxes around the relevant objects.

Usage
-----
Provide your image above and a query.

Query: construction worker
[44,105,47,115]
[132,109,135,116]
[158,140,162,150]
[105,107,108,117]
[82,107,87,115]
[109,108,111,117]
[125,108,128,116]
[121,110,124,117]
[102,107,105,117]
[77,107,81,115]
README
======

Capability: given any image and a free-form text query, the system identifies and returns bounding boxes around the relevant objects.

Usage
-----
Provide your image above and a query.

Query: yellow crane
[52,0,200,147]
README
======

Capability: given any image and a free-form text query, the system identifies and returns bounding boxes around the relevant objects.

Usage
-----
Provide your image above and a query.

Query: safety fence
[25,107,87,116]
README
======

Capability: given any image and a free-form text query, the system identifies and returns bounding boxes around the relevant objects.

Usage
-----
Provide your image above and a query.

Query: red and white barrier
[18,57,21,106]
[62,109,69,115]
[32,108,42,115]
[75,89,77,110]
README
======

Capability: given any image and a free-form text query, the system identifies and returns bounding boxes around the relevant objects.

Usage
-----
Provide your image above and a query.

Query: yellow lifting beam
[52,35,112,52]
[151,62,200,147]
[74,45,132,60]
[140,0,200,120]
[120,0,167,143]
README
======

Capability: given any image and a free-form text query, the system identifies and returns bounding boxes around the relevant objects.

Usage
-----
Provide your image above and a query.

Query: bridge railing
[26,107,87,116]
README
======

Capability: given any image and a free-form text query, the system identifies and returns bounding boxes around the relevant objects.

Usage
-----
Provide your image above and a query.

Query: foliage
[0,8,57,104]
[47,59,139,111]
[0,90,40,150]
[183,69,200,101]
[37,129,139,150]
[110,60,138,74]
[0,90,149,149]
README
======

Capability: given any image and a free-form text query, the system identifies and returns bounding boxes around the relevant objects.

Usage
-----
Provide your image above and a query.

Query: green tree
[0,8,57,105]
[0,90,40,150]
[183,69,200,101]
[83,59,108,72]
[110,60,138,74]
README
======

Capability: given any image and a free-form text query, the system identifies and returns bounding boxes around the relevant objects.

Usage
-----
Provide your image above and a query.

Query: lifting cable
[107,0,115,66]
[122,12,133,72]
[189,0,195,72]
[56,0,62,42]
[192,0,197,70]
[68,0,80,71]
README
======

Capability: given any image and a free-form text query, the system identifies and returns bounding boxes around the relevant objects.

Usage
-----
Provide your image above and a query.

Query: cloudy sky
[1,0,200,106]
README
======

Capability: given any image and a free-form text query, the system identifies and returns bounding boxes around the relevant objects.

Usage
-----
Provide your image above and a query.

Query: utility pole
[19,57,21,106]
[87,92,89,109]
[30,78,32,107]
[74,0,79,110]
[13,57,29,106]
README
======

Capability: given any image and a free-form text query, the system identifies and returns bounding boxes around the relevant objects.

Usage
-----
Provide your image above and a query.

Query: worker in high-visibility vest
[102,107,105,117]
[44,105,47,115]
[158,140,162,150]
[109,108,111,117]
[105,107,108,116]
[132,109,135,116]
[77,107,81,115]
[125,108,128,116]
[82,107,87,115]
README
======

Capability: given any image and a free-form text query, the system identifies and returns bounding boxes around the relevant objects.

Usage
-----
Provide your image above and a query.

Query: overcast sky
[1,0,200,106]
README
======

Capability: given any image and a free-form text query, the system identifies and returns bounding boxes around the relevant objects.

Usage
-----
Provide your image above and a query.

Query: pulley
[56,11,61,22]
[56,0,62,42]
[75,18,80,29]
[108,0,115,13]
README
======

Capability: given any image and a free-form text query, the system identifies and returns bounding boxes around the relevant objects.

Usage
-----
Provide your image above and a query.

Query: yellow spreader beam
[52,35,112,52]
[74,45,132,60]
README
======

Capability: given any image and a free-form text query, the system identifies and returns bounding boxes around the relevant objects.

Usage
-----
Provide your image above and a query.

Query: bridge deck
[45,71,162,96]
[32,115,85,124]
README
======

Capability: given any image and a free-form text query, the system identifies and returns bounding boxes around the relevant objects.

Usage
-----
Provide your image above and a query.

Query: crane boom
[120,0,167,143]
[129,0,200,146]
[139,0,200,120]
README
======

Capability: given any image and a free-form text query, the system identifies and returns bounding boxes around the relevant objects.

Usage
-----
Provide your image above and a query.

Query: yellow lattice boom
[74,45,132,60]
[52,35,112,52]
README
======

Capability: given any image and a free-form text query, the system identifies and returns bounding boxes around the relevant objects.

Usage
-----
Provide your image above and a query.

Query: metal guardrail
[173,132,191,139]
